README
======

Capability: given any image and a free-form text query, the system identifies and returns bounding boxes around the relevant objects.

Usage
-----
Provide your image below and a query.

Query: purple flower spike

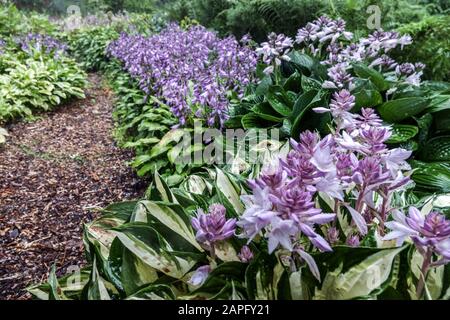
[238,245,254,263]
[327,227,340,245]
[346,234,360,247]
[192,204,236,248]
[384,207,450,260]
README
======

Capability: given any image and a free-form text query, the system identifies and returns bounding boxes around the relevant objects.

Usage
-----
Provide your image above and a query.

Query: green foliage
[0,4,59,36]
[28,170,449,300]
[410,161,450,193]
[66,27,119,71]
[394,15,450,81]
[330,0,439,32]
[166,0,448,42]
[168,0,328,42]
[0,53,87,122]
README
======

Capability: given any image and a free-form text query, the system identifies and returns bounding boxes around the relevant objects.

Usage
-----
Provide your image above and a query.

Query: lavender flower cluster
[256,32,293,75]
[256,16,423,90]
[16,33,68,57]
[236,89,415,278]
[108,24,258,127]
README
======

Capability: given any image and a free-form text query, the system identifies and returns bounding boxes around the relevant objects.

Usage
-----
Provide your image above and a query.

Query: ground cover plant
[0,4,88,124]
[0,34,87,122]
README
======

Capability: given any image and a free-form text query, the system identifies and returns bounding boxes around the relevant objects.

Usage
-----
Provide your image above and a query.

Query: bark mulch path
[0,73,146,300]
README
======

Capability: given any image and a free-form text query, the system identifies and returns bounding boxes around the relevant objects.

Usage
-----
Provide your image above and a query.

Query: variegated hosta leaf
[126,284,176,300]
[289,270,308,300]
[214,241,239,262]
[87,257,112,300]
[152,172,178,203]
[84,215,125,263]
[27,268,91,300]
[181,174,212,195]
[185,262,247,300]
[215,168,244,215]
[108,238,159,296]
[113,224,198,279]
[245,252,287,300]
[139,200,203,251]
[314,246,405,300]
[48,265,68,300]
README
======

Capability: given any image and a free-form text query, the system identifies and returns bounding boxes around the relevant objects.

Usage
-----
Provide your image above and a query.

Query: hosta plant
[66,27,119,72]
[0,52,87,122]
[28,167,450,300]
[226,16,450,194]
[28,96,450,300]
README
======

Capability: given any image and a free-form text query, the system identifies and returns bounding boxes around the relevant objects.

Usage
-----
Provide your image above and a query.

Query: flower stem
[416,249,432,299]
[210,244,216,260]
[355,185,366,213]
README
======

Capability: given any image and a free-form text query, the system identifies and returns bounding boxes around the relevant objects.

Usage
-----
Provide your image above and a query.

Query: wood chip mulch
[0,73,147,300]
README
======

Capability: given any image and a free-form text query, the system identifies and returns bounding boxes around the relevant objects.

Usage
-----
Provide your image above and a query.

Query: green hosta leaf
[255,76,272,96]
[301,75,322,92]
[399,140,419,152]
[410,161,450,192]
[245,252,279,300]
[136,159,168,176]
[352,63,389,91]
[386,125,419,144]
[291,92,329,138]
[191,262,247,298]
[283,71,302,93]
[252,102,284,122]
[266,85,293,116]
[291,89,320,121]
[149,130,185,159]
[353,89,383,112]
[434,110,450,133]
[241,112,268,129]
[378,97,430,123]
[314,246,405,300]
[415,113,433,148]
[132,154,151,167]
[225,115,244,128]
[123,137,160,148]
[419,136,450,161]
[102,201,139,221]
[290,89,324,138]
[426,95,450,113]
[108,238,158,296]
[288,51,314,72]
